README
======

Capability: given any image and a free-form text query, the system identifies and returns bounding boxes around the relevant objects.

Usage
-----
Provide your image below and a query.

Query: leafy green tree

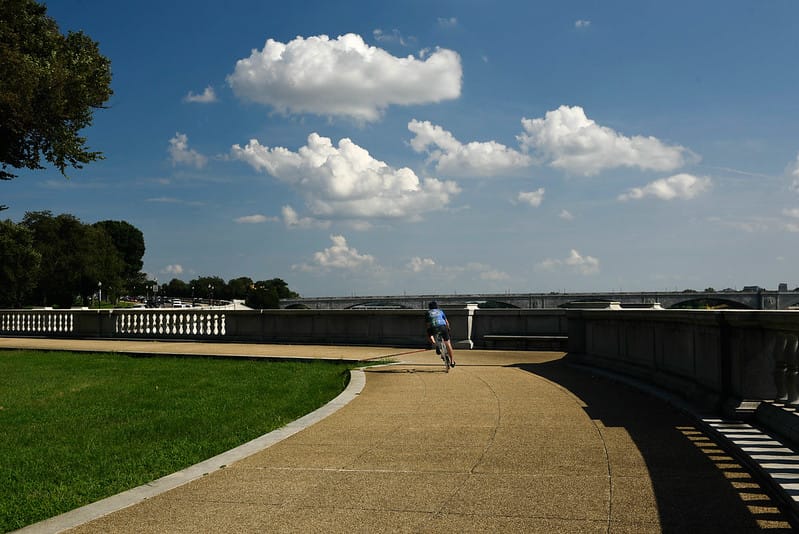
[165,278,190,299]
[21,211,123,307]
[0,0,112,206]
[246,278,300,309]
[190,276,227,302]
[0,219,41,307]
[93,220,145,290]
[228,277,254,300]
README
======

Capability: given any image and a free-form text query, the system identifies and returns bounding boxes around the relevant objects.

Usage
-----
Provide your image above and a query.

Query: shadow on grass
[514,356,795,533]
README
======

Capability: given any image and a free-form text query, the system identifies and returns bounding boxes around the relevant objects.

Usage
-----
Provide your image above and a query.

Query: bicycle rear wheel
[440,337,451,372]
[436,333,450,373]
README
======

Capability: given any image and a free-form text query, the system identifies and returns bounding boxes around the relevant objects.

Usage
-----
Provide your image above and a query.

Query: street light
[208,284,214,308]
[98,281,102,308]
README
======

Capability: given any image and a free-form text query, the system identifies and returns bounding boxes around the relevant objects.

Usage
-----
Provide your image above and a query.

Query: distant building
[779,283,789,292]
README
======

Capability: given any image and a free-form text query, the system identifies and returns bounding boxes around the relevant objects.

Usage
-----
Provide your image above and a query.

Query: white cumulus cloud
[519,106,690,176]
[559,209,575,221]
[163,264,184,275]
[227,33,462,121]
[517,188,545,207]
[281,205,330,229]
[232,133,460,222]
[618,173,712,201]
[184,86,217,103]
[168,133,207,169]
[408,119,532,176]
[537,249,600,275]
[300,235,376,271]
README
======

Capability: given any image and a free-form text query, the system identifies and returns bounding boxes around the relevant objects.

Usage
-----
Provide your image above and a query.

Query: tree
[0,0,112,206]
[228,277,254,300]
[246,278,300,309]
[165,278,190,299]
[190,276,227,302]
[0,219,41,307]
[93,220,145,289]
[21,211,123,307]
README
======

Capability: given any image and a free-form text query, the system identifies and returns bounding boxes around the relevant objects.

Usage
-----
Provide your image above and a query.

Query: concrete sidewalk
[6,341,795,532]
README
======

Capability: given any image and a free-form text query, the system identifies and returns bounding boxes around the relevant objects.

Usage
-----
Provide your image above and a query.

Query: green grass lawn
[0,350,357,532]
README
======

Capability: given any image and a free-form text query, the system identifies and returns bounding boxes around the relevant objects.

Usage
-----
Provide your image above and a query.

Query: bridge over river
[281,289,799,310]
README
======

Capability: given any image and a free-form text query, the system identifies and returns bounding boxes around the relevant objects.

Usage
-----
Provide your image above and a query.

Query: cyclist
[425,301,455,367]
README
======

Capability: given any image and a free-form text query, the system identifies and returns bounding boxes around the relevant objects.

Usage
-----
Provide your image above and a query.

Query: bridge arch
[667,297,754,310]
[557,299,613,309]
[460,300,520,309]
[345,301,413,310]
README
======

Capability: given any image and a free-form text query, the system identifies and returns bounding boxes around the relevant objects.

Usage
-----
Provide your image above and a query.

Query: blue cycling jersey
[426,308,447,328]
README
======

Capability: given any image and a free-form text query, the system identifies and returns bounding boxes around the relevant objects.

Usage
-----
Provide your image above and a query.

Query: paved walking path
[5,340,795,532]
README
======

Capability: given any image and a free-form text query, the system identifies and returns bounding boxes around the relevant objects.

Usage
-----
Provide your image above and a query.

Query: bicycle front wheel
[441,341,451,372]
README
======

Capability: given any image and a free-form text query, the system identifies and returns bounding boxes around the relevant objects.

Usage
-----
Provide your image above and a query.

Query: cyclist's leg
[442,327,455,365]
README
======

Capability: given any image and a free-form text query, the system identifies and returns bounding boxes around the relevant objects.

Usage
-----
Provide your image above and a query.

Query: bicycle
[434,330,453,372]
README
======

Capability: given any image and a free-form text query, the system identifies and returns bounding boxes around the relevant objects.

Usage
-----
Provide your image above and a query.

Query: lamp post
[208,284,214,308]
[98,281,102,308]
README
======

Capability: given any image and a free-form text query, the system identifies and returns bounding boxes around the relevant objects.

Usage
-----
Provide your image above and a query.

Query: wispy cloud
[537,249,600,275]
[437,17,458,28]
[183,86,217,103]
[408,119,532,177]
[575,19,591,29]
[168,133,207,169]
[281,205,329,229]
[234,214,276,224]
[517,188,545,207]
[618,173,712,201]
[372,28,415,46]
[408,257,436,272]
[145,197,205,206]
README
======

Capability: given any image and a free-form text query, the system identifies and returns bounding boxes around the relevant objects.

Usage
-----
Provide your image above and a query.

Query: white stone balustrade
[0,310,74,335]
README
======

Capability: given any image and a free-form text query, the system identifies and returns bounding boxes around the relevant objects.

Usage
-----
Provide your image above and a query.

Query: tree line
[0,211,299,309]
[157,277,298,310]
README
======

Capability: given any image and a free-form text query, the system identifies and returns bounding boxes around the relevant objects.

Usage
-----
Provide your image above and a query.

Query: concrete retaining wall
[567,309,799,415]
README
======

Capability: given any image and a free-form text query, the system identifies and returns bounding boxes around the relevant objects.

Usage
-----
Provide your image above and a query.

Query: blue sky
[4,0,799,296]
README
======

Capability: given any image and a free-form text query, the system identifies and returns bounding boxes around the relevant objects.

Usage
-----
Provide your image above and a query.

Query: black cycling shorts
[427,325,450,341]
